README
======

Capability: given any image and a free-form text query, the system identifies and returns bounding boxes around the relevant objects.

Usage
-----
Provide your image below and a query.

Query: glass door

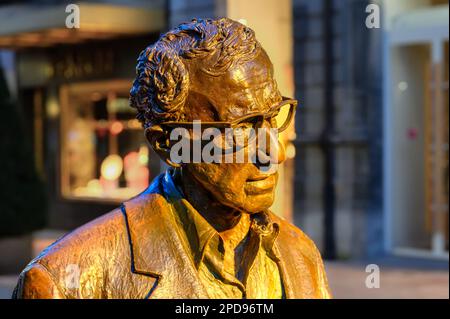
[389,39,449,258]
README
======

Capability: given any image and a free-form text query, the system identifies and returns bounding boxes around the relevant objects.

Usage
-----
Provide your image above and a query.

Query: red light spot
[110,121,124,135]
[407,128,418,140]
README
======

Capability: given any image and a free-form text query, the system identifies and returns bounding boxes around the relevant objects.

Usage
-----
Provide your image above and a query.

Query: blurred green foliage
[0,67,46,238]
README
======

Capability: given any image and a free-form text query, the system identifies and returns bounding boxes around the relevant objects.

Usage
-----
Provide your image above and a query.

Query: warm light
[110,121,124,135]
[46,98,59,119]
[86,179,102,196]
[286,142,296,159]
[127,119,142,129]
[124,152,138,169]
[101,154,123,181]
[138,146,149,165]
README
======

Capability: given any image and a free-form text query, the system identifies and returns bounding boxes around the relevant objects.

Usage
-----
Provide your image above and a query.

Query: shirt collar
[162,169,280,267]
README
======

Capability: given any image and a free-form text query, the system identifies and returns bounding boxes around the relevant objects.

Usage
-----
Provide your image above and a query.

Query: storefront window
[60,80,161,201]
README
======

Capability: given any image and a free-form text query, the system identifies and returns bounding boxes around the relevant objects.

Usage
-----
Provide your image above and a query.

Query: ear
[145,125,181,168]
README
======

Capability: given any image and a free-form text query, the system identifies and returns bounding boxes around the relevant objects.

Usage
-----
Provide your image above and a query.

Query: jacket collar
[121,170,319,298]
[121,173,208,298]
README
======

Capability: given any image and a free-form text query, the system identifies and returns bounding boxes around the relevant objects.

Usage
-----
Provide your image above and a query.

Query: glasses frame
[159,96,298,133]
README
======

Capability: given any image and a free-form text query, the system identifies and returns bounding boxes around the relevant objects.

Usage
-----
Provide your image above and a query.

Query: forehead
[190,51,282,121]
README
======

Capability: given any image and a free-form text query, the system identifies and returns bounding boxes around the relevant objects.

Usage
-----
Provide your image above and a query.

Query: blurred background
[0,0,448,298]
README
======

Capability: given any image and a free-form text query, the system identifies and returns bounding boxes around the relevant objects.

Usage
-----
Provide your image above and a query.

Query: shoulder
[12,263,64,298]
[15,189,169,299]
[35,207,128,268]
[13,207,127,298]
[268,212,332,298]
[269,212,322,262]
[35,187,169,267]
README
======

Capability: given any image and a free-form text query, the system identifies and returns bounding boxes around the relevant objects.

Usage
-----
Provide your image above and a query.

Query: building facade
[0,0,448,261]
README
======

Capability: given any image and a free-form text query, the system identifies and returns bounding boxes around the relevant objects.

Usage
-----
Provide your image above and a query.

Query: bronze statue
[13,18,331,299]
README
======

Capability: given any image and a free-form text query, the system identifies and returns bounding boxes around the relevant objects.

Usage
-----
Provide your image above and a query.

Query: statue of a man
[13,18,331,299]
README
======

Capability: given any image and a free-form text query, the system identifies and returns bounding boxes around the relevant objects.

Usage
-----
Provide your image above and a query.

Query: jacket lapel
[273,230,321,298]
[122,175,208,299]
[122,173,322,299]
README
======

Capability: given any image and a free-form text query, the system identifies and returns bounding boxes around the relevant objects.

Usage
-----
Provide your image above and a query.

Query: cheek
[186,163,276,212]
[187,163,252,197]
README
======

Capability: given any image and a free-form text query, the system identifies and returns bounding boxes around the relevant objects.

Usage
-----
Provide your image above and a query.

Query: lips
[245,173,277,195]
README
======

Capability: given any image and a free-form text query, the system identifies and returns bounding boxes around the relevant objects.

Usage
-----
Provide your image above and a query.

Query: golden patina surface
[168,169,283,298]
[13,18,331,299]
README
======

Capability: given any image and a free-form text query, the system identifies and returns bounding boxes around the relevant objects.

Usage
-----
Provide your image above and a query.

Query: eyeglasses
[158,96,297,150]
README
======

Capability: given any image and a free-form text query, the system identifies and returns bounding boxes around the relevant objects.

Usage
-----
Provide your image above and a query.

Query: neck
[175,168,242,232]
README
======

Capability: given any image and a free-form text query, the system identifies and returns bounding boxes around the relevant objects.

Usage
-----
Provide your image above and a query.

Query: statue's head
[130,18,296,214]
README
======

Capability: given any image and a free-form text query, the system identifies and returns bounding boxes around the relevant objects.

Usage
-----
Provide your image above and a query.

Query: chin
[240,191,275,213]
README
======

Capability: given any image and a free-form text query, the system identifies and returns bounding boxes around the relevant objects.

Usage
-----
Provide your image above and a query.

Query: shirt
[163,170,284,299]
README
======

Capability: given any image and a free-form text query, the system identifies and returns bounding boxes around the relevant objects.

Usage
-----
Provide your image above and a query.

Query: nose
[257,120,286,165]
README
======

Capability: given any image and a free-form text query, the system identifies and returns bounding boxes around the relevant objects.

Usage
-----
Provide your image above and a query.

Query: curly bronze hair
[129,18,261,129]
